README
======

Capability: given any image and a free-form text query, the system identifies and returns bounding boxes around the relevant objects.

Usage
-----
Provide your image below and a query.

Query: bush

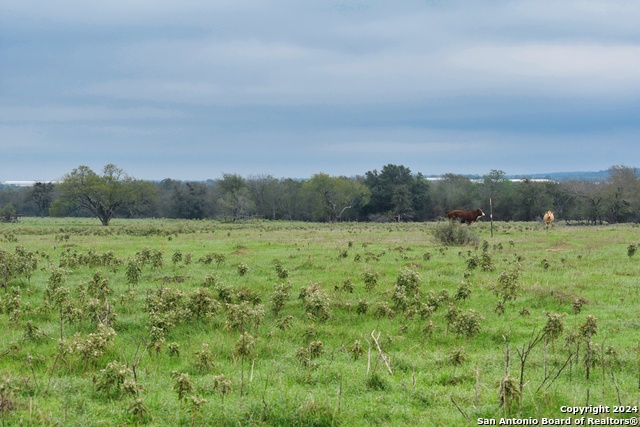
[431,222,479,246]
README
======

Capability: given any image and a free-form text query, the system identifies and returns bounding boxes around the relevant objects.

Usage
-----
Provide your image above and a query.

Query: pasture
[0,218,639,426]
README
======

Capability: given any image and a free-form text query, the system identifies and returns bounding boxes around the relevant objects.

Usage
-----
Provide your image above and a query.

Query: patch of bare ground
[545,242,571,252]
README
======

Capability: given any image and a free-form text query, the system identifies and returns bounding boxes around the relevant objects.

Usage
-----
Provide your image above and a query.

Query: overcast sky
[2,1,639,181]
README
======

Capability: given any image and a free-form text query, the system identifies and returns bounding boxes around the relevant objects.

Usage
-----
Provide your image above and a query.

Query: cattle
[543,211,554,228]
[447,209,485,225]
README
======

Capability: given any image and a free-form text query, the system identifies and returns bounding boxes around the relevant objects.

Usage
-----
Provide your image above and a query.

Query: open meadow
[0,218,639,426]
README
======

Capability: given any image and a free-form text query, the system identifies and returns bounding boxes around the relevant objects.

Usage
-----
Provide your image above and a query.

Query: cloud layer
[1,0,639,180]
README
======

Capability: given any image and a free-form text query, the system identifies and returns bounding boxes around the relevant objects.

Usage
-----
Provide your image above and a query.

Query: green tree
[431,174,481,217]
[409,173,433,221]
[280,179,304,220]
[303,173,370,222]
[247,175,282,220]
[54,164,155,226]
[166,180,211,219]
[562,179,605,224]
[217,173,254,220]
[603,165,640,223]
[363,164,426,221]
[29,182,55,217]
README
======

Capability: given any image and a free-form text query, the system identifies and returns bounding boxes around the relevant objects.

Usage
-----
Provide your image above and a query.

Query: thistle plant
[4,287,21,323]
[454,281,472,301]
[396,268,420,296]
[356,299,369,315]
[187,288,220,320]
[449,346,466,367]
[87,270,113,301]
[544,312,567,351]
[193,343,215,373]
[299,283,331,322]
[171,371,193,403]
[172,250,183,267]
[276,315,293,331]
[95,360,132,399]
[499,375,521,415]
[580,314,598,380]
[453,309,483,338]
[273,259,289,279]
[235,332,256,397]
[226,301,265,333]
[493,266,521,308]
[202,272,220,288]
[234,332,255,359]
[168,342,180,357]
[188,395,207,426]
[128,398,151,425]
[237,262,249,276]
[362,270,379,291]
[348,340,364,360]
[213,375,233,405]
[271,283,292,316]
[125,258,142,286]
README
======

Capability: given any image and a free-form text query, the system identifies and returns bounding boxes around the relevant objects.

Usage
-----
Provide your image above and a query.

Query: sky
[1,1,639,182]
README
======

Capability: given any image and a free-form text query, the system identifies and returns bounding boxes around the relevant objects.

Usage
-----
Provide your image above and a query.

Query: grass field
[1,218,639,426]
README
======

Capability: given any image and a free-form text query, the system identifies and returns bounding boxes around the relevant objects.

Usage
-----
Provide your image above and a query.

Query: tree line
[1,164,639,225]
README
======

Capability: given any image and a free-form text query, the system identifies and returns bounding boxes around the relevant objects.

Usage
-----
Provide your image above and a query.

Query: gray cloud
[1,0,639,181]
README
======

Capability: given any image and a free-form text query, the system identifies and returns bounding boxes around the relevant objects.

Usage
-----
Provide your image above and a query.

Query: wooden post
[490,197,494,238]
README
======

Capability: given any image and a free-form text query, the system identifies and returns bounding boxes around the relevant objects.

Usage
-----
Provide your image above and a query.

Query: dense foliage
[2,164,640,224]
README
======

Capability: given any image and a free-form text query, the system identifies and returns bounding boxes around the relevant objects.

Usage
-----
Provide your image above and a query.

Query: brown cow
[447,209,485,225]
[543,211,554,228]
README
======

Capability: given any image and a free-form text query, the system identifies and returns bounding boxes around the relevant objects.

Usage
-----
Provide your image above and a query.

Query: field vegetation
[0,218,639,426]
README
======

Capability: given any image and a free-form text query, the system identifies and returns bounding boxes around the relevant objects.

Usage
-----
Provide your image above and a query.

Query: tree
[303,173,370,222]
[280,179,304,220]
[431,174,481,218]
[29,182,55,217]
[602,165,640,223]
[247,175,281,220]
[363,164,423,221]
[562,180,605,224]
[166,180,211,219]
[55,164,154,226]
[216,173,254,220]
[409,173,433,221]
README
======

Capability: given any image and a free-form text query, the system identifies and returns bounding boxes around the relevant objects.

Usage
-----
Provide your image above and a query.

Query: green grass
[0,218,639,426]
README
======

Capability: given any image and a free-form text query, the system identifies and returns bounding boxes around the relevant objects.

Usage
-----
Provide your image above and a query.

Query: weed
[171,371,193,403]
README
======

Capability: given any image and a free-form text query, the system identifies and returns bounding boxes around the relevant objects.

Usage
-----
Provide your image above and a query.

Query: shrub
[432,222,479,246]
